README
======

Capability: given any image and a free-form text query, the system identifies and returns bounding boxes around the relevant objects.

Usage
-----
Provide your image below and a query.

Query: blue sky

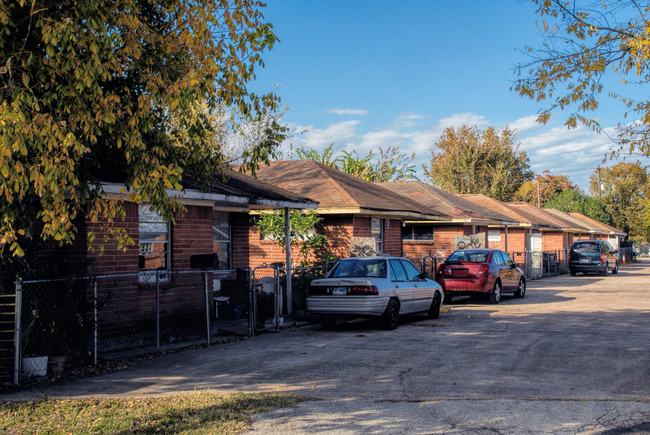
[251,1,644,191]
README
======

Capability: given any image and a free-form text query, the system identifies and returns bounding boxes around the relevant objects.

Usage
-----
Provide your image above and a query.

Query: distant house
[376,181,516,259]
[568,212,626,248]
[457,194,554,255]
[250,160,447,267]
[543,209,610,244]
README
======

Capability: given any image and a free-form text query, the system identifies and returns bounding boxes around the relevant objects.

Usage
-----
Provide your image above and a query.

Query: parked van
[569,240,619,276]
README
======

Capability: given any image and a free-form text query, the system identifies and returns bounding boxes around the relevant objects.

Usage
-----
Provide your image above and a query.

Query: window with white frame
[371,218,384,253]
[212,211,231,270]
[139,204,170,273]
[402,224,434,241]
[488,229,501,242]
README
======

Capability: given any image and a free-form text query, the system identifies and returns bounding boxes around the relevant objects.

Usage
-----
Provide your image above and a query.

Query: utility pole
[537,180,541,208]
[597,165,602,198]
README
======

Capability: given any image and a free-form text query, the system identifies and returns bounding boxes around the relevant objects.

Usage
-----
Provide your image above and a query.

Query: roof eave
[101,183,318,210]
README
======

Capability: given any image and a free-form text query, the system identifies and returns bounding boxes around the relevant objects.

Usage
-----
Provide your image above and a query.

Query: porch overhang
[101,183,318,211]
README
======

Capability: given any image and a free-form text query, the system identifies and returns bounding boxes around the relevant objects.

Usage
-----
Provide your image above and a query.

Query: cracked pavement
[2,260,650,434]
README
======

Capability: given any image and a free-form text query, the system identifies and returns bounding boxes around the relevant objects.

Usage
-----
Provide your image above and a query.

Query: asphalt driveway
[2,259,649,434]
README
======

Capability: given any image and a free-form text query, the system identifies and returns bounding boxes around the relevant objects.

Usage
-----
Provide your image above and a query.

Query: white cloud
[280,111,632,189]
[397,112,427,120]
[518,124,615,189]
[326,108,369,116]
[290,120,362,149]
[359,129,403,149]
[508,115,542,134]
[436,112,490,129]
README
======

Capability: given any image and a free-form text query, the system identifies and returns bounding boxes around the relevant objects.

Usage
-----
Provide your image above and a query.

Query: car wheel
[428,292,442,319]
[489,280,502,304]
[601,263,609,276]
[514,278,526,298]
[320,315,337,330]
[570,268,576,276]
[382,299,400,330]
[612,261,618,274]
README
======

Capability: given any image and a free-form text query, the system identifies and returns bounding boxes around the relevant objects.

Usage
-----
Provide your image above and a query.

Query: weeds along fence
[11,269,254,384]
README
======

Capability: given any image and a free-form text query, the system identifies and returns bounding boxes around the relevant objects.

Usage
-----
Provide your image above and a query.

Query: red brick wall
[402,225,465,259]
[542,231,567,252]
[85,201,140,275]
[487,227,530,253]
[231,212,250,269]
[353,216,371,237]
[322,216,354,259]
[248,215,355,269]
[384,219,402,256]
[172,205,213,270]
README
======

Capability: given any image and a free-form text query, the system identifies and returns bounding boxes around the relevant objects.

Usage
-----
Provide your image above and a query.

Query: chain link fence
[11,269,253,384]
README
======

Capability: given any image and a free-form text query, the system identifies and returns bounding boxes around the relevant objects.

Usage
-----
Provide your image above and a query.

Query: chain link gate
[251,265,282,334]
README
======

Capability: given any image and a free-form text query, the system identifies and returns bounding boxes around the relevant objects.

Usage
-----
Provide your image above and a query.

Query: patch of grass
[0,391,310,434]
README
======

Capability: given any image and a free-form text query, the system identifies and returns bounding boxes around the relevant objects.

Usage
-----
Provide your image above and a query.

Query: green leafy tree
[0,0,281,257]
[253,210,330,267]
[424,125,534,201]
[514,170,578,206]
[295,145,416,182]
[588,162,648,238]
[545,189,613,226]
[514,0,650,158]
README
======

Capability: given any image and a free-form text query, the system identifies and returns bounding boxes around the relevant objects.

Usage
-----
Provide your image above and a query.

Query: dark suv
[569,240,619,276]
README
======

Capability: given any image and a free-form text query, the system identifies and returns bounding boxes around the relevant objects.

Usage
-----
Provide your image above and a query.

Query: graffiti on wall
[453,233,486,251]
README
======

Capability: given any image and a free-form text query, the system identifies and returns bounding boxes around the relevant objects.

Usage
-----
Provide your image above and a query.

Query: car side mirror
[420,272,428,280]
[612,249,618,255]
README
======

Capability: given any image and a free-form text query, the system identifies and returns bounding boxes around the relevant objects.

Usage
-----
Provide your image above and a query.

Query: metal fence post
[13,279,22,385]
[275,266,282,330]
[93,278,98,366]
[204,272,211,345]
[156,271,160,352]
[249,274,255,337]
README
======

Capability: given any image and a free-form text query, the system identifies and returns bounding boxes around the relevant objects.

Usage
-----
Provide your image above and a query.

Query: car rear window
[329,259,387,278]
[571,242,600,253]
[448,250,489,262]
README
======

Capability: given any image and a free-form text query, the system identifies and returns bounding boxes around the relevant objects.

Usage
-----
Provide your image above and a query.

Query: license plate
[579,258,590,264]
[453,269,468,277]
[332,287,347,295]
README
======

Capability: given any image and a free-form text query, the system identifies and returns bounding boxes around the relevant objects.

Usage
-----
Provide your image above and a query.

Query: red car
[436,249,526,304]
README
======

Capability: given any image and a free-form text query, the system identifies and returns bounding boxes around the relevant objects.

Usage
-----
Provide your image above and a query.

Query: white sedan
[307,256,444,330]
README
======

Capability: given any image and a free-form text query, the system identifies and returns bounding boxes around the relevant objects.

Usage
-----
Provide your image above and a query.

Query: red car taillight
[349,285,379,295]
[601,253,605,262]
[477,264,489,276]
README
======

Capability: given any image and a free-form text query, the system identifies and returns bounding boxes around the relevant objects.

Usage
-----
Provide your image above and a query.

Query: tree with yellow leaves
[514,0,650,159]
[0,0,282,258]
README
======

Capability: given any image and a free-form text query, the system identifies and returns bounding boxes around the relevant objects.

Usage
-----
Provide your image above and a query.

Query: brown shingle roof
[252,160,446,219]
[569,212,627,236]
[460,194,568,228]
[459,194,530,225]
[376,181,513,223]
[543,209,595,233]
[506,202,574,229]
[104,168,318,210]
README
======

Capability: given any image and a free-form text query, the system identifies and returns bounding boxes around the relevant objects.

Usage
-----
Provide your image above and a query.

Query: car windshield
[447,250,489,262]
[572,242,599,253]
[328,259,387,278]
